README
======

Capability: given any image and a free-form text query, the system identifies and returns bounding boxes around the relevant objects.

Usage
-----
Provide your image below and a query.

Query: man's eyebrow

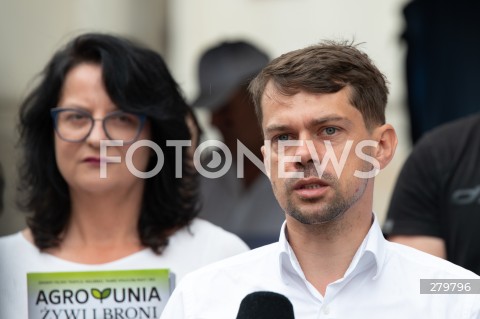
[308,116,353,128]
[264,116,353,135]
[264,124,291,136]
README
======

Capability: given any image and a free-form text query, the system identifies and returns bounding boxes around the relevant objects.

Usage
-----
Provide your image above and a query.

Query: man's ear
[373,124,398,170]
[261,144,271,179]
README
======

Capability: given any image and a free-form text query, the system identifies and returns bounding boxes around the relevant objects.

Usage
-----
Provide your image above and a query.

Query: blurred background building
[0,0,410,235]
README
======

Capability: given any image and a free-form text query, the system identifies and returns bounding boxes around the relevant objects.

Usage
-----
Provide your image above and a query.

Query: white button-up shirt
[161,216,480,319]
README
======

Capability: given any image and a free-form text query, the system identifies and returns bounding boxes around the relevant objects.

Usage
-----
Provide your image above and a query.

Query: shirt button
[323,306,330,315]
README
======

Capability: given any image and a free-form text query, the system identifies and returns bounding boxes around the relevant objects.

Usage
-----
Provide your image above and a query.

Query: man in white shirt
[161,41,480,318]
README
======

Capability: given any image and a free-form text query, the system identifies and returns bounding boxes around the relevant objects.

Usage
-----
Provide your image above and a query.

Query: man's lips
[293,178,329,190]
[292,178,330,198]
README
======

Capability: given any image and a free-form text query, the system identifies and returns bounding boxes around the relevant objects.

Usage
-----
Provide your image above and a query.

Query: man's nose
[294,138,321,168]
[294,139,315,166]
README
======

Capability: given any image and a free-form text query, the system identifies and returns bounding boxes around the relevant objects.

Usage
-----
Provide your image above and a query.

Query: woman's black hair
[18,32,199,253]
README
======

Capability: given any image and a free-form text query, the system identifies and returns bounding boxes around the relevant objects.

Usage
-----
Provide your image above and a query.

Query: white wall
[166,0,412,222]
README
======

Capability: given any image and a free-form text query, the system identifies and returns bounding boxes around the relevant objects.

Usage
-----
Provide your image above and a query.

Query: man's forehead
[260,81,353,107]
[260,85,366,132]
[261,83,353,113]
[260,81,291,107]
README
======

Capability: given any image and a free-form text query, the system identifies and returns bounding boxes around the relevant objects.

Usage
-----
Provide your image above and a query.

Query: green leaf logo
[91,288,111,303]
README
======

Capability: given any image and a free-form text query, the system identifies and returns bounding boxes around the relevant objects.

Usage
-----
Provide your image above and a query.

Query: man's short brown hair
[249,40,388,130]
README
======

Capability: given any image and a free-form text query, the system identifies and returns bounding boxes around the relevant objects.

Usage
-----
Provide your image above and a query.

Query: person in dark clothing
[385,114,480,275]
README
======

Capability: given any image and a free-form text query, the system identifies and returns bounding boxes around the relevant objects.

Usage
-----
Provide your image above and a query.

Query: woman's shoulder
[170,218,250,254]
[187,218,232,233]
[0,230,29,249]
[0,230,39,266]
[186,219,247,242]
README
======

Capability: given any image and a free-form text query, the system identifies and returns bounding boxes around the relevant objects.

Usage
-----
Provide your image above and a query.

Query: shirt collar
[277,222,305,283]
[277,213,386,283]
[364,214,386,279]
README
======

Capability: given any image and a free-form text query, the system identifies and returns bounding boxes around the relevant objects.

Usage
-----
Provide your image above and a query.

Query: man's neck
[286,210,373,296]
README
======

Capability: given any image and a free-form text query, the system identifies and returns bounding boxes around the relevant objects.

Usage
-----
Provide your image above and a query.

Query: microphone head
[235,291,295,319]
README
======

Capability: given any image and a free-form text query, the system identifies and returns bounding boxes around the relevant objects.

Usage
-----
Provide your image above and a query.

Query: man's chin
[287,207,345,225]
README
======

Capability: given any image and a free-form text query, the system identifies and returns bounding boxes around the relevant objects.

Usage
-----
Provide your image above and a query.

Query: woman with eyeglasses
[0,33,248,318]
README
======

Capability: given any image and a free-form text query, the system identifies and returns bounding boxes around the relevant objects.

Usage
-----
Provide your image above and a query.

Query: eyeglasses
[50,107,146,144]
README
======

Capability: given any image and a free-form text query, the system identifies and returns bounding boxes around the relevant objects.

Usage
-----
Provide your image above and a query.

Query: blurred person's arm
[383,131,447,258]
[388,235,446,258]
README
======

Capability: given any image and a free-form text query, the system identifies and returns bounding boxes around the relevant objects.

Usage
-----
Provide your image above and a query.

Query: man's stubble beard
[279,163,370,226]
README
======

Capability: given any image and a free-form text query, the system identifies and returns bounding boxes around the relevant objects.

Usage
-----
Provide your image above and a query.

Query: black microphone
[235,291,295,319]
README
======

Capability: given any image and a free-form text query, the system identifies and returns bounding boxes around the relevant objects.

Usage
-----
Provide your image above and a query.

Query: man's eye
[277,134,290,141]
[324,127,337,135]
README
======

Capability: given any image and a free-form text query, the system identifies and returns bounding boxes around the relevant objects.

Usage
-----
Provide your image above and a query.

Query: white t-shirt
[161,218,480,319]
[0,218,249,319]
